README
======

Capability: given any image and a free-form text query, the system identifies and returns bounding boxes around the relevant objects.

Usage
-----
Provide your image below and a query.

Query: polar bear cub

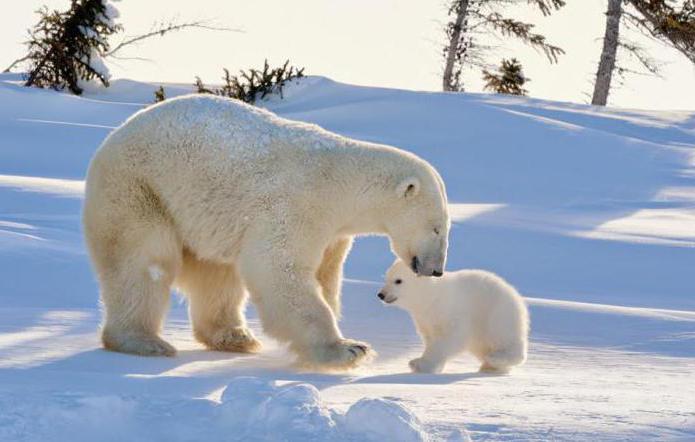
[378,260,529,374]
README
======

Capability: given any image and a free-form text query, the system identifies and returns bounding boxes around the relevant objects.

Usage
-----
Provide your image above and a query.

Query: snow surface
[0,73,693,441]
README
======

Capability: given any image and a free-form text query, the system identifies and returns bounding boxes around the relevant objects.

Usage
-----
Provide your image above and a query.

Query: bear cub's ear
[397,177,420,199]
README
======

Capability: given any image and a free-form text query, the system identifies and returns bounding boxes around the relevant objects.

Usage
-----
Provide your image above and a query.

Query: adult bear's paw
[102,330,177,357]
[204,326,262,353]
[409,357,442,374]
[302,339,374,371]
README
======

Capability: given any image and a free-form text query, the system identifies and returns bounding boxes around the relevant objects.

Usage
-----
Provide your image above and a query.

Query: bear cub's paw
[203,326,262,353]
[478,362,511,374]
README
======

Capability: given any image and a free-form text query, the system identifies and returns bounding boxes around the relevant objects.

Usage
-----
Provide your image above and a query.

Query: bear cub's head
[377,259,436,309]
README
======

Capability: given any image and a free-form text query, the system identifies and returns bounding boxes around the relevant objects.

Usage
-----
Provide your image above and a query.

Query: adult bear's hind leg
[96,222,182,357]
[176,252,260,353]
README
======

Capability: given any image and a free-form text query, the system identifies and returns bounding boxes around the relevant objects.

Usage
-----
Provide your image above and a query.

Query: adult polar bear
[83,94,450,370]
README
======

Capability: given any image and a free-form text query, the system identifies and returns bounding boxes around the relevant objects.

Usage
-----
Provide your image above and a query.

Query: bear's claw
[301,339,374,371]
[348,343,368,357]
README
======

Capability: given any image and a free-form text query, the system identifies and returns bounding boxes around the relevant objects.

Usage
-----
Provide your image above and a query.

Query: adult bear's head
[383,156,450,278]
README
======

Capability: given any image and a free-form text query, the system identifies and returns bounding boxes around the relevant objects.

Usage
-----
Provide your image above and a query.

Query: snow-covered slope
[0,73,693,441]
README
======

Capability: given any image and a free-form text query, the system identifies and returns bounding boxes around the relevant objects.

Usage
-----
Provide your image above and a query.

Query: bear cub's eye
[395,279,402,285]
[433,228,440,235]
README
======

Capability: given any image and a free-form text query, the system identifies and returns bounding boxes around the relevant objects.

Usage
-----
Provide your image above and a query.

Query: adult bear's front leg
[316,236,353,319]
[238,245,372,370]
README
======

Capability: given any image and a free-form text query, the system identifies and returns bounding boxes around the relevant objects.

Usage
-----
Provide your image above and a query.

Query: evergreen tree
[7,13,238,78]
[194,60,305,104]
[442,0,565,92]
[592,0,695,105]
[24,0,122,95]
[153,86,166,103]
[482,58,529,95]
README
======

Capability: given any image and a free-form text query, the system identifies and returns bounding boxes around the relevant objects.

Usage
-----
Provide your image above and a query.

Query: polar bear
[378,260,528,374]
[82,94,449,370]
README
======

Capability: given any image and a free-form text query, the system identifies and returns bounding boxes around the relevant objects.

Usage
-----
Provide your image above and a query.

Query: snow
[342,397,433,442]
[97,1,120,28]
[0,73,694,441]
[80,48,111,81]
[0,377,433,442]
[148,265,164,282]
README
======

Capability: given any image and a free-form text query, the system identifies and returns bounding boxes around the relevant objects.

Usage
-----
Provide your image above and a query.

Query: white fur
[379,260,529,374]
[82,94,450,370]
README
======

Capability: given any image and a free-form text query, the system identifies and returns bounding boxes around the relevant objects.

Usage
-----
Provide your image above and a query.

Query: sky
[1,0,694,110]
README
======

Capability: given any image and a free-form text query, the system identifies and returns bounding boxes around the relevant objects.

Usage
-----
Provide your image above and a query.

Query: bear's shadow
[19,345,488,399]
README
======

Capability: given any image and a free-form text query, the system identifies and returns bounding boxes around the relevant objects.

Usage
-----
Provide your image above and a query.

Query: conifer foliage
[482,58,529,95]
[24,0,121,95]
[442,0,565,92]
[153,85,166,103]
[591,0,695,105]
[626,0,695,64]
[194,60,305,104]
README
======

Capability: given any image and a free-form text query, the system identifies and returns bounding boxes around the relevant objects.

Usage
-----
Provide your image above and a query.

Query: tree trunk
[592,0,622,106]
[442,0,470,91]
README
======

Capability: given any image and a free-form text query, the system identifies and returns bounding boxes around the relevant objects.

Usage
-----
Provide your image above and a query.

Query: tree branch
[625,0,695,64]
[527,0,566,17]
[3,55,30,73]
[483,13,565,63]
[106,20,242,58]
[618,40,663,77]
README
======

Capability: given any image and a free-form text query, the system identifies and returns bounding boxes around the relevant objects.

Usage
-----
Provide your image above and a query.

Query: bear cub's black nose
[432,270,443,277]
[377,292,385,300]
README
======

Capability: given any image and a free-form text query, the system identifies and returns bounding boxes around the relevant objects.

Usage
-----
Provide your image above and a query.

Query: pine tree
[24,0,122,95]
[194,60,305,104]
[592,0,695,106]
[482,58,529,95]
[153,86,166,103]
[442,0,565,92]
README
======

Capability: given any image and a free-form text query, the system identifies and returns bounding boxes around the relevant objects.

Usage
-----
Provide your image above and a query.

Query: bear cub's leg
[409,337,456,374]
[177,253,260,353]
[479,341,527,373]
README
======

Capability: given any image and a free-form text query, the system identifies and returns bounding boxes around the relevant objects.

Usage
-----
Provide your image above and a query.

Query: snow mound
[0,377,441,441]
[342,397,428,442]
[218,376,437,441]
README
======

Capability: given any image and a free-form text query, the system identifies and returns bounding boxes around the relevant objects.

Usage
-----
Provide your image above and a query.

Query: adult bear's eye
[395,279,402,285]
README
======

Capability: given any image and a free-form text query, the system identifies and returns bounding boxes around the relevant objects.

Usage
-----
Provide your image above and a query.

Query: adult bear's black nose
[432,270,443,277]
[377,292,385,300]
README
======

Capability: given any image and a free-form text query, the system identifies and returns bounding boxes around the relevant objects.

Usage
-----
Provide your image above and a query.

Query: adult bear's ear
[397,177,420,199]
